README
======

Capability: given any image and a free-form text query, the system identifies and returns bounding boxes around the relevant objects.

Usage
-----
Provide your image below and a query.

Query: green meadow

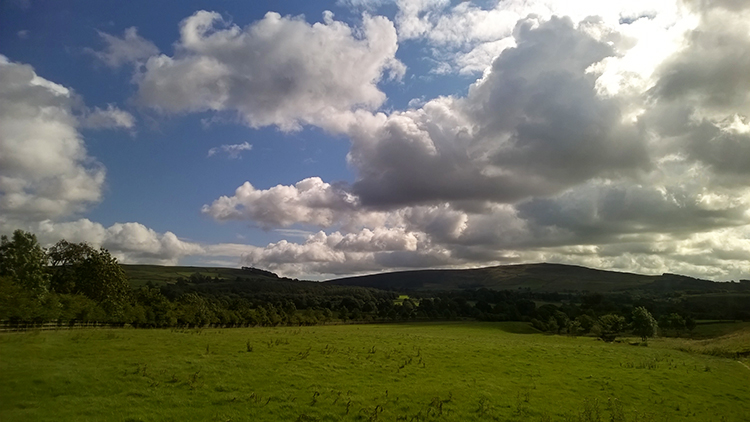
[2,322,748,422]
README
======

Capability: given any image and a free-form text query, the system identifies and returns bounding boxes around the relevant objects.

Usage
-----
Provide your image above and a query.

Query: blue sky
[2,0,750,280]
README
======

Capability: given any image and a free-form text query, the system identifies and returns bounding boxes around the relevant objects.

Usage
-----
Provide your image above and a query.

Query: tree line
[1,229,745,337]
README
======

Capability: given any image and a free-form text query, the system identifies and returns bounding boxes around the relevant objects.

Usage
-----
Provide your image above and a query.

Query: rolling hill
[327,263,750,293]
[122,262,750,294]
[121,264,284,288]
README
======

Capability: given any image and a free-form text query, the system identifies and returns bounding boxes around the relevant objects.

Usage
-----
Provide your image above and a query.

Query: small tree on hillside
[631,307,658,342]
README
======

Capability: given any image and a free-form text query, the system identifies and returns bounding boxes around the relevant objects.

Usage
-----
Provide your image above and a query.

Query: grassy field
[658,322,750,362]
[1,322,748,421]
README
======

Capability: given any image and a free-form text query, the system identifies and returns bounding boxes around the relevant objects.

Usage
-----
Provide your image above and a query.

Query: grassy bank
[1,322,748,421]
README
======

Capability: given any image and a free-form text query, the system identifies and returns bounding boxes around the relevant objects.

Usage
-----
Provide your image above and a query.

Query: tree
[575,314,596,334]
[597,314,625,342]
[0,230,50,294]
[552,310,570,334]
[663,313,686,337]
[47,240,97,293]
[50,241,131,319]
[631,307,658,342]
[685,316,697,334]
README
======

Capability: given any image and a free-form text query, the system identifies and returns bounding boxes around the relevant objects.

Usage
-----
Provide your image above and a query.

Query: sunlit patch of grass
[657,325,750,360]
[1,323,748,421]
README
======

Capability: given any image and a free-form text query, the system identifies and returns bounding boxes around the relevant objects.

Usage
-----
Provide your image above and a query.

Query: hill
[121,264,285,288]
[122,262,750,294]
[327,262,750,293]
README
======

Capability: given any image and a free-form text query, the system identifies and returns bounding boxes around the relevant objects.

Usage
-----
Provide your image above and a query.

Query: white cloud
[88,27,160,68]
[239,227,442,277]
[344,17,649,207]
[202,177,359,228]
[0,57,105,222]
[9,3,750,280]
[79,104,135,129]
[135,10,404,131]
[195,4,750,281]
[392,0,686,75]
[0,57,202,266]
[207,141,252,159]
[28,219,205,265]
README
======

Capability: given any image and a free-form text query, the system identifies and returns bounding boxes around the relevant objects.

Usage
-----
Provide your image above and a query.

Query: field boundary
[0,321,130,332]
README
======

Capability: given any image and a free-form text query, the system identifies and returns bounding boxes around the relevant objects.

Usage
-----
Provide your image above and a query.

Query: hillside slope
[122,265,284,288]
[327,263,749,293]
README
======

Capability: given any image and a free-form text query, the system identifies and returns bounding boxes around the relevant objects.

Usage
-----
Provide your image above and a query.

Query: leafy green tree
[47,240,130,320]
[0,276,43,322]
[0,230,50,294]
[553,310,570,334]
[664,313,687,337]
[134,287,175,327]
[575,314,596,334]
[47,240,96,293]
[597,314,625,342]
[685,316,697,334]
[74,248,131,319]
[567,320,583,336]
[175,293,215,326]
[631,306,658,342]
[546,316,559,333]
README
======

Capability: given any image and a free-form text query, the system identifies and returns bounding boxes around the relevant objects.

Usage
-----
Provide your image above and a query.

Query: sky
[2,0,750,281]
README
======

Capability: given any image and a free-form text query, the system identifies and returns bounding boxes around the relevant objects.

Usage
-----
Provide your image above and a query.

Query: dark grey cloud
[348,16,650,208]
[517,180,748,245]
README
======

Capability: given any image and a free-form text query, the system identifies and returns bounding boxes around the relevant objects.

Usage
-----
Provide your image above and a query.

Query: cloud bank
[7,2,750,281]
[200,2,750,280]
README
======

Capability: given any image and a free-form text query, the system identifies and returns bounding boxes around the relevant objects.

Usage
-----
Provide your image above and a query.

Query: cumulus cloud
[10,2,747,279]
[0,56,205,266]
[207,141,252,159]
[88,27,160,68]
[196,4,750,281]
[0,56,105,222]
[240,227,446,277]
[79,104,135,129]
[391,0,683,75]
[647,2,750,177]
[135,10,404,131]
[344,17,649,207]
[27,219,205,265]
[202,177,359,228]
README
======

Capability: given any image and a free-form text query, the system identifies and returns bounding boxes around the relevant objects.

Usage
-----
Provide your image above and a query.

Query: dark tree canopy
[0,230,49,294]
[48,239,131,317]
[631,306,658,341]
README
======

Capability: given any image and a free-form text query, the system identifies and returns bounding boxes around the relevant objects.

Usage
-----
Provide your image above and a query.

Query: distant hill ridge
[327,263,750,293]
[121,262,750,294]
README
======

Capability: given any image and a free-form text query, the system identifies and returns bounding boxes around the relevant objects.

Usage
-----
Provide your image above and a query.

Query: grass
[1,322,748,421]
[689,321,750,339]
[657,323,750,362]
